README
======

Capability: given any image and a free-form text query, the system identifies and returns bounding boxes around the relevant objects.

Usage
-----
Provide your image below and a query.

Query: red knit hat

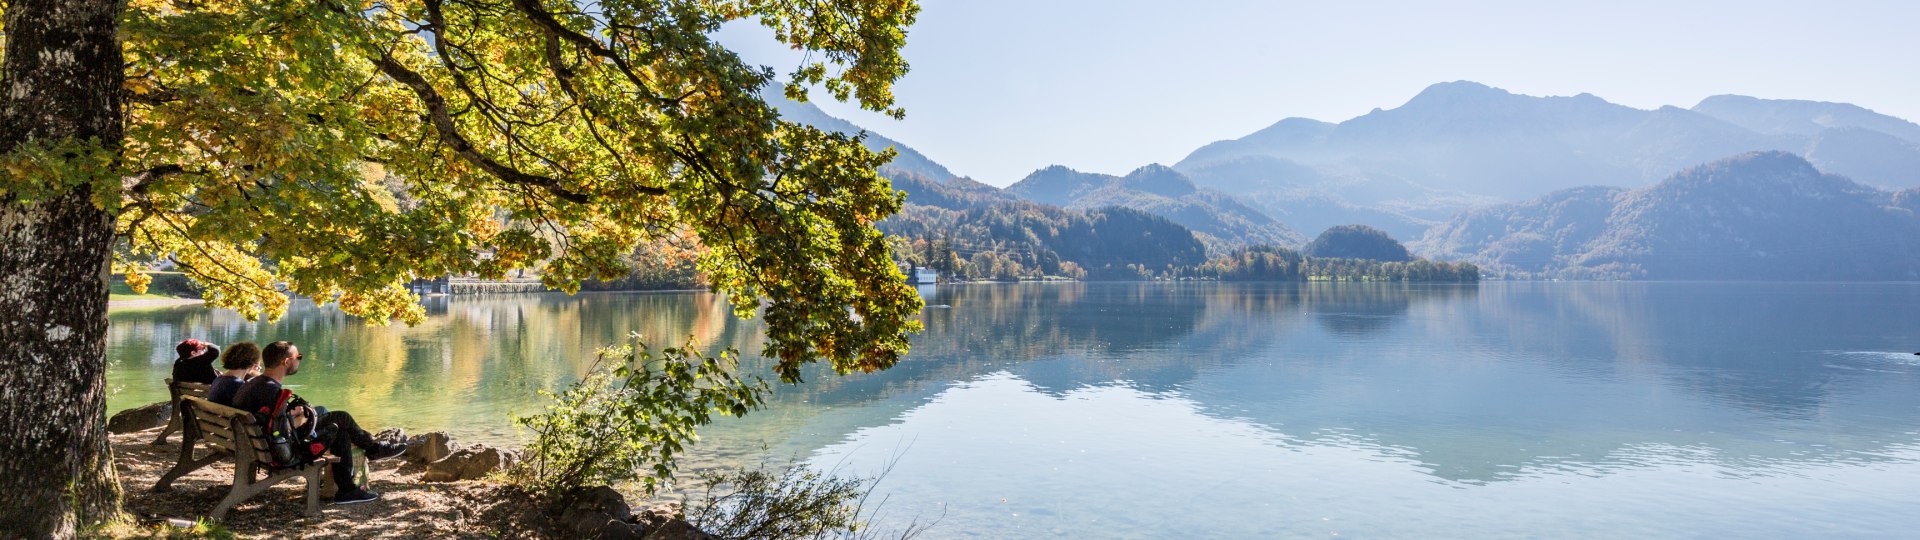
[176,338,207,358]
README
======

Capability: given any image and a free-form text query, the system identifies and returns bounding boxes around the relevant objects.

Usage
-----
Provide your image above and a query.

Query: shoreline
[109,428,545,538]
[105,401,721,539]
[107,298,205,310]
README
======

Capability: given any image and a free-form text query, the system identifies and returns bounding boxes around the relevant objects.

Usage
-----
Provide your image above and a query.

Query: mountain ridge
[1416,151,1920,280]
[1007,164,1307,252]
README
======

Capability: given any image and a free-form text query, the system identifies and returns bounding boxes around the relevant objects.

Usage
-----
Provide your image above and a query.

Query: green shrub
[511,336,767,496]
[687,464,935,540]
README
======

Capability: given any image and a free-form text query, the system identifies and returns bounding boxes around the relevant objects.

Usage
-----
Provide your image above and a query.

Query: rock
[423,445,517,482]
[634,502,684,524]
[374,427,406,444]
[108,401,171,434]
[405,431,457,464]
[635,502,714,540]
[566,486,633,521]
[595,521,646,540]
[561,486,643,539]
[642,518,714,540]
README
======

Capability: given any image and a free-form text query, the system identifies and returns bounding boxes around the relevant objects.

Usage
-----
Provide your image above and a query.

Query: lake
[106,282,1920,538]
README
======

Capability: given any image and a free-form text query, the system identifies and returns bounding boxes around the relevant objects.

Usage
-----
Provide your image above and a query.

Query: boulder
[641,518,714,540]
[561,486,643,539]
[107,401,171,434]
[635,502,714,540]
[423,445,517,482]
[405,431,458,464]
[565,486,632,522]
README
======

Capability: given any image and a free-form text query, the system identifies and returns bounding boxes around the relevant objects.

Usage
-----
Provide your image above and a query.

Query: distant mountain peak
[1005,165,1113,207]
[1120,164,1198,198]
[1125,163,1182,177]
[1403,80,1512,106]
[1661,151,1825,189]
[1265,117,1335,130]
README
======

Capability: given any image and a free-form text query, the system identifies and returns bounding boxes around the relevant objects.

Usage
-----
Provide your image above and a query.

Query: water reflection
[104,283,1920,537]
[107,292,765,443]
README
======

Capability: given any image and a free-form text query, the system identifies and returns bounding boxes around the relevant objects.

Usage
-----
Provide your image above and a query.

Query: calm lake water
[106,282,1920,538]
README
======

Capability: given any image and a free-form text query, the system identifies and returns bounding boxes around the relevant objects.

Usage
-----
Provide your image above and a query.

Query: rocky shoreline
[107,402,707,539]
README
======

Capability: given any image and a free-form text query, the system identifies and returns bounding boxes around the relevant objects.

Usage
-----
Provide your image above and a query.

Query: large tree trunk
[0,0,127,536]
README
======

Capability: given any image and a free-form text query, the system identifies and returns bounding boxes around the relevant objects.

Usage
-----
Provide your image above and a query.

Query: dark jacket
[207,374,248,406]
[171,345,220,384]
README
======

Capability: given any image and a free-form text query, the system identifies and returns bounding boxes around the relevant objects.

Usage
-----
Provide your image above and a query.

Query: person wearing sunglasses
[232,341,408,505]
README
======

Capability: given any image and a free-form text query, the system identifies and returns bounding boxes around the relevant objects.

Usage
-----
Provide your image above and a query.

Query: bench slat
[181,397,278,465]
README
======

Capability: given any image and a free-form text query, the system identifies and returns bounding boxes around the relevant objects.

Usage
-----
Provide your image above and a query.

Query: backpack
[255,389,327,469]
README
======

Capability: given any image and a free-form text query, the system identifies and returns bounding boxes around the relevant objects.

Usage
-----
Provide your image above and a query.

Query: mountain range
[1416,151,1920,280]
[1005,164,1305,251]
[1174,81,1920,239]
[774,84,1920,281]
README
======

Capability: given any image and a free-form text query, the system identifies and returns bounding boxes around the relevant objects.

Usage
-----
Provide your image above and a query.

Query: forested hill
[1006,164,1305,252]
[881,203,1208,281]
[1416,152,1920,280]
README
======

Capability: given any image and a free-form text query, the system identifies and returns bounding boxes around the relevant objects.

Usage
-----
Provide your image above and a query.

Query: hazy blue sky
[719,0,1920,186]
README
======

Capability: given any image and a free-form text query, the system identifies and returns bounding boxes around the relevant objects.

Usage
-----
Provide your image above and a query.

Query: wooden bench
[151,395,337,520]
[149,378,211,446]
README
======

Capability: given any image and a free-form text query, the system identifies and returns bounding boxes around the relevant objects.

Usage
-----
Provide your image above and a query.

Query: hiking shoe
[366,442,409,462]
[332,489,381,505]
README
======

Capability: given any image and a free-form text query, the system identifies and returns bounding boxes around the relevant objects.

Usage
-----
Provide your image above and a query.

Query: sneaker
[332,489,382,505]
[366,442,409,462]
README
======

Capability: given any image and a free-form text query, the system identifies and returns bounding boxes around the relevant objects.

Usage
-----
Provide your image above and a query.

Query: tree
[0,0,922,536]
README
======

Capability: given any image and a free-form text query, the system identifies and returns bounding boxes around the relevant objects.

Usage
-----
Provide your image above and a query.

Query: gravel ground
[111,430,557,539]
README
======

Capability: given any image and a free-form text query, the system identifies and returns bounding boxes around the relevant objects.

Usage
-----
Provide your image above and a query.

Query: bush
[511,336,767,496]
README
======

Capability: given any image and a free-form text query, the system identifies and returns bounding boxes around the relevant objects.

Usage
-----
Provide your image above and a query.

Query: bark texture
[0,0,127,536]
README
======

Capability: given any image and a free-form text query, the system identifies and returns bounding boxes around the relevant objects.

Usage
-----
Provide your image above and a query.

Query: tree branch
[368,50,638,202]
[508,0,674,106]
[123,164,186,194]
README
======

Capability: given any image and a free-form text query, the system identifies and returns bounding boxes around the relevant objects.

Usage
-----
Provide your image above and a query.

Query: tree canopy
[0,1,923,535]
[4,0,925,380]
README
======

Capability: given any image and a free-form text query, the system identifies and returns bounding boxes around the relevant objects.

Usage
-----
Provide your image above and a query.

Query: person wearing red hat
[170,338,221,384]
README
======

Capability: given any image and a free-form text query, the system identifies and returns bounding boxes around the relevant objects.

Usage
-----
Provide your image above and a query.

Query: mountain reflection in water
[106,282,1920,537]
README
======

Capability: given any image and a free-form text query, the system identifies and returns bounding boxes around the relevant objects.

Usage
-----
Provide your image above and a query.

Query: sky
[718,0,1920,186]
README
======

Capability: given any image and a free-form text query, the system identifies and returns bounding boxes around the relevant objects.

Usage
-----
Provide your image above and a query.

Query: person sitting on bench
[171,338,221,385]
[206,341,261,406]
[233,341,407,505]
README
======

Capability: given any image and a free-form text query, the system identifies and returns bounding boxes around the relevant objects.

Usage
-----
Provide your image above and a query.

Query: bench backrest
[178,396,274,468]
[165,378,212,400]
